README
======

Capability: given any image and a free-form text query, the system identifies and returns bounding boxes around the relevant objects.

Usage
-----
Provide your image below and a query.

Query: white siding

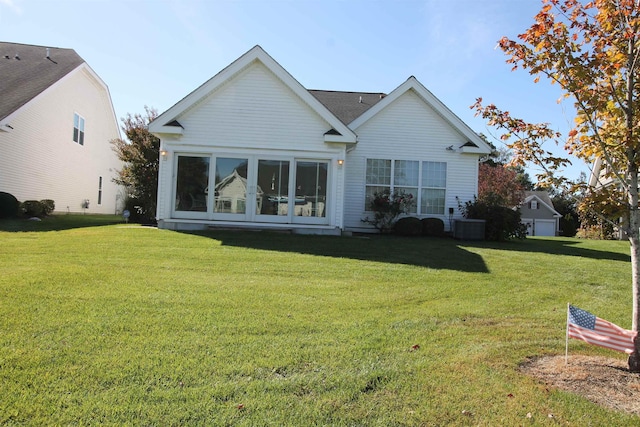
[0,65,122,214]
[178,62,331,152]
[343,89,480,231]
[156,62,346,230]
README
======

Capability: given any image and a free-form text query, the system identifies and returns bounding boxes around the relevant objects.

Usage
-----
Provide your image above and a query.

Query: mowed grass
[0,216,635,425]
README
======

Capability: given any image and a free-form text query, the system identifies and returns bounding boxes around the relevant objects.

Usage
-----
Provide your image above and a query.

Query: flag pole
[565,303,570,365]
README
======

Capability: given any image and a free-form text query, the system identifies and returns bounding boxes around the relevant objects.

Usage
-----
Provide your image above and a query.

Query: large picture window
[365,159,447,215]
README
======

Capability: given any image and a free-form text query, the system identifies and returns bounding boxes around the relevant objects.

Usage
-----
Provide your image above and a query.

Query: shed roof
[0,42,84,121]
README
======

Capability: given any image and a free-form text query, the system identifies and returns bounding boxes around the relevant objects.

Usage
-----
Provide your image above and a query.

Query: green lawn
[0,215,635,425]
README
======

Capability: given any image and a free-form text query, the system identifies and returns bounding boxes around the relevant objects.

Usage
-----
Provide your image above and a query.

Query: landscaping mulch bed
[521,355,640,415]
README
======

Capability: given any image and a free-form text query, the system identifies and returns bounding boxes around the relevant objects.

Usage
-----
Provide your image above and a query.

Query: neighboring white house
[0,42,123,214]
[149,45,492,234]
[520,191,561,236]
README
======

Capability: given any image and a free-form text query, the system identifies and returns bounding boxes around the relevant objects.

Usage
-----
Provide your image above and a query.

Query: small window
[73,113,85,145]
[97,176,103,205]
[531,200,538,209]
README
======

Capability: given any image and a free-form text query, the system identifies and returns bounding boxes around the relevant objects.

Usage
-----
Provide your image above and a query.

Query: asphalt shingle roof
[308,90,386,125]
[0,42,84,122]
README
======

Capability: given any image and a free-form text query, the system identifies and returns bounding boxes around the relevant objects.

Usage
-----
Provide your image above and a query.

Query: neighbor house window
[97,176,103,205]
[73,113,85,145]
[365,159,447,215]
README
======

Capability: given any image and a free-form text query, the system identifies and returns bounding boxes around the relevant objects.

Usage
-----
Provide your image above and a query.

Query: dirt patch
[521,355,640,415]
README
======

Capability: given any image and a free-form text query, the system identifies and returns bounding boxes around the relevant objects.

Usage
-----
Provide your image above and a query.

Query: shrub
[421,217,445,237]
[559,213,578,237]
[362,190,415,233]
[576,224,616,240]
[394,217,422,236]
[460,196,527,241]
[21,200,45,218]
[123,196,157,225]
[0,192,20,218]
[40,199,55,215]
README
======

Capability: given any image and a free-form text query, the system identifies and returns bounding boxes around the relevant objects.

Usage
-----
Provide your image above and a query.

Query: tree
[478,162,526,207]
[473,0,640,370]
[111,107,160,224]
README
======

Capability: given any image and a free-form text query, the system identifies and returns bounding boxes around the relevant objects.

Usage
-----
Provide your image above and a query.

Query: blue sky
[0,0,587,181]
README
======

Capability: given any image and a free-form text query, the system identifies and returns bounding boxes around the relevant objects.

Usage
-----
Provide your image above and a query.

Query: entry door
[211,157,293,223]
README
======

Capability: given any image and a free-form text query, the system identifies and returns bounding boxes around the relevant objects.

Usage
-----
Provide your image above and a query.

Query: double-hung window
[365,159,391,206]
[365,159,447,215]
[73,113,85,145]
[421,161,447,214]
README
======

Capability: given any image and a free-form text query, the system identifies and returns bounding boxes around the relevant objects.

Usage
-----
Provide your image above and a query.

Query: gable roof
[150,45,357,144]
[348,76,492,154]
[523,191,561,217]
[308,90,386,125]
[0,42,84,122]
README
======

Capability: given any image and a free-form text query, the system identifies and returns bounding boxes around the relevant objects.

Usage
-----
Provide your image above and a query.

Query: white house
[150,46,491,234]
[0,42,123,214]
[520,191,561,236]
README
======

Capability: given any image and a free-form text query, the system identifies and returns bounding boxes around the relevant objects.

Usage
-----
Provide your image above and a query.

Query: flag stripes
[567,305,636,354]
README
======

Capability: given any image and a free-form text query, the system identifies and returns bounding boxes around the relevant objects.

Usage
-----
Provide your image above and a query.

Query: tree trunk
[628,162,640,372]
[629,228,640,372]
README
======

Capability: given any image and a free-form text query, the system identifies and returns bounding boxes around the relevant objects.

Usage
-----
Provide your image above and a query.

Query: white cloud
[0,0,23,14]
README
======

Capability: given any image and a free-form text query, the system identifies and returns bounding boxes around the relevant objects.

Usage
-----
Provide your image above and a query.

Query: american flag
[567,305,637,354]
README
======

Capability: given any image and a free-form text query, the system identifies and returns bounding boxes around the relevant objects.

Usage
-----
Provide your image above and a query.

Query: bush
[394,217,422,236]
[0,192,20,218]
[123,196,157,225]
[559,213,578,237]
[21,200,45,218]
[421,217,445,237]
[361,190,415,233]
[40,199,55,215]
[576,224,616,240]
[460,196,527,241]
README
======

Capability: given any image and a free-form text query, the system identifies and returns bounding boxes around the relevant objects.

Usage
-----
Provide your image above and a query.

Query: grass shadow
[183,230,490,273]
[460,237,630,263]
[0,214,125,232]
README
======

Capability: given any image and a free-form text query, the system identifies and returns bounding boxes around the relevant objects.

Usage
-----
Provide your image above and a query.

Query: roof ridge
[308,89,386,95]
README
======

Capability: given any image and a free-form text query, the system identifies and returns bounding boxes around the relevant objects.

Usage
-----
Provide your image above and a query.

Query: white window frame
[364,158,447,215]
[73,113,85,145]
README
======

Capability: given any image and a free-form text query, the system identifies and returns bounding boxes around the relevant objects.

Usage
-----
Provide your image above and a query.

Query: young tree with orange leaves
[473,0,640,370]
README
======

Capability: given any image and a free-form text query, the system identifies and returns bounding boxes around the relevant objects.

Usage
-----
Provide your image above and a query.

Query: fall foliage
[478,163,526,208]
[474,0,640,369]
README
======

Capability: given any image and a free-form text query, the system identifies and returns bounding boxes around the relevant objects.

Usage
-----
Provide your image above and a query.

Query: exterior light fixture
[337,159,344,166]
[160,150,168,159]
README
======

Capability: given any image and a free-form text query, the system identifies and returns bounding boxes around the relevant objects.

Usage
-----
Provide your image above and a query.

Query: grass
[0,215,635,425]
